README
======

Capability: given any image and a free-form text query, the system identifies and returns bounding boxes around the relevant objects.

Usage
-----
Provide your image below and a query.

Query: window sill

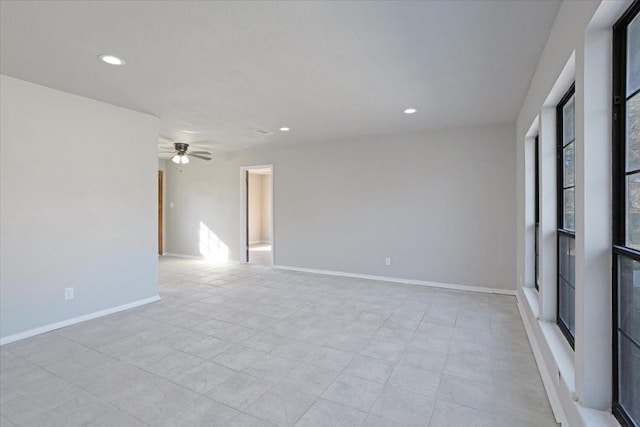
[520,288,623,427]
[578,407,622,427]
[522,287,540,318]
[522,286,575,393]
[539,319,576,393]
[522,288,576,392]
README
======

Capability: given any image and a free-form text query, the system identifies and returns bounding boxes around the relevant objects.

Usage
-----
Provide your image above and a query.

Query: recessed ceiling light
[279,127,290,132]
[404,108,417,114]
[98,54,125,66]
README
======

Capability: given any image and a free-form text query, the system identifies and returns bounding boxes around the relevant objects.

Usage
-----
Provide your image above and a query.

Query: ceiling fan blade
[186,144,213,152]
[189,153,212,161]
[188,139,214,145]
[189,150,211,155]
[159,135,176,144]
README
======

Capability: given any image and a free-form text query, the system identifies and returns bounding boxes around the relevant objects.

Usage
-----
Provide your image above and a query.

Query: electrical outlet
[64,287,74,300]
[385,257,392,266]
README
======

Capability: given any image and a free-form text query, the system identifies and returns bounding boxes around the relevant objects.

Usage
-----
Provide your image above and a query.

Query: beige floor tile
[343,356,395,384]
[207,372,273,410]
[370,384,434,427]
[321,374,384,412]
[0,257,558,427]
[294,399,367,427]
[158,396,239,427]
[245,385,316,427]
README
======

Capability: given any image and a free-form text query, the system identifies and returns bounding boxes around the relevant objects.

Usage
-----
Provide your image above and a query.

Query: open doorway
[158,170,163,255]
[240,165,273,266]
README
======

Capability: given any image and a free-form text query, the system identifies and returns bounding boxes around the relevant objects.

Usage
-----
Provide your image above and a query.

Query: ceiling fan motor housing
[174,142,189,154]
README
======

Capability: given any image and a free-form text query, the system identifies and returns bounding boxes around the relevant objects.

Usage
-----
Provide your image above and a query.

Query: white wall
[165,124,516,291]
[0,75,160,341]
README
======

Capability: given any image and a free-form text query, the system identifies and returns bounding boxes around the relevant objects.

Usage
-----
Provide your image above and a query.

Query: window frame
[535,135,540,291]
[557,84,576,349]
[612,2,640,426]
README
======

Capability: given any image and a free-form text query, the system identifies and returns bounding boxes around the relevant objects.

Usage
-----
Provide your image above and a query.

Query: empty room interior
[247,167,273,267]
[0,1,638,426]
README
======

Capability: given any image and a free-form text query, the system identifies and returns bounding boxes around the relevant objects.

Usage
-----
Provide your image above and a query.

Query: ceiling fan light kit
[161,139,212,165]
[172,154,189,164]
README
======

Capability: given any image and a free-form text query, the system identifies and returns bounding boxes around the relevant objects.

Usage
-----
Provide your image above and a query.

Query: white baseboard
[273,264,516,296]
[0,295,162,346]
[516,292,567,426]
[162,252,204,260]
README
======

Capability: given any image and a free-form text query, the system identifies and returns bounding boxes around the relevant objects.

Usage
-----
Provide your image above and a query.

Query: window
[613,2,640,426]
[557,85,576,347]
[535,135,540,291]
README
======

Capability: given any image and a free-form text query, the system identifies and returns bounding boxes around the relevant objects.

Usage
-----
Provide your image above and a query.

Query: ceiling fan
[158,137,212,164]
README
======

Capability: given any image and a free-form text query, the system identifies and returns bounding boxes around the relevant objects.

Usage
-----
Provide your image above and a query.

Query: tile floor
[0,257,558,426]
[248,244,272,267]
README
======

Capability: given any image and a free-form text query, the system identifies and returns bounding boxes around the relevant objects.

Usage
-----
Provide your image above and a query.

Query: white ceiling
[0,0,560,151]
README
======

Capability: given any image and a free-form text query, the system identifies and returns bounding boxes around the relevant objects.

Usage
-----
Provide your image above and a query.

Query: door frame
[158,170,163,256]
[239,164,274,264]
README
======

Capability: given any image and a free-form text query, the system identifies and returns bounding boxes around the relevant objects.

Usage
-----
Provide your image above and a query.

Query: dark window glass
[613,3,640,426]
[557,85,576,347]
[563,188,575,231]
[618,333,640,424]
[625,94,640,171]
[627,12,640,96]
[564,142,575,188]
[558,234,575,337]
[627,172,640,248]
[618,257,640,344]
[563,96,575,142]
